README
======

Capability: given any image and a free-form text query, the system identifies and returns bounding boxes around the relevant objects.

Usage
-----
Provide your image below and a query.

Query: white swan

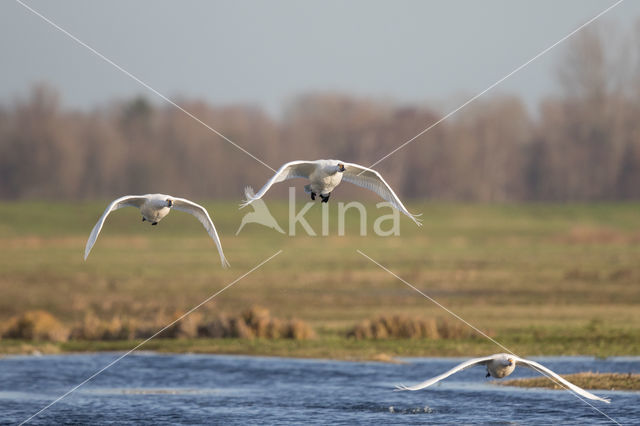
[84,194,230,267]
[395,353,610,403]
[240,160,422,226]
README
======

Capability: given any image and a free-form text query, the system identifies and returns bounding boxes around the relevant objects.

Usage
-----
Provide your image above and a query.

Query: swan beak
[508,358,514,365]
[338,164,345,172]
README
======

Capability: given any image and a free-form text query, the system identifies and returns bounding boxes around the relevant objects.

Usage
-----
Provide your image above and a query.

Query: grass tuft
[2,310,69,342]
[348,315,473,340]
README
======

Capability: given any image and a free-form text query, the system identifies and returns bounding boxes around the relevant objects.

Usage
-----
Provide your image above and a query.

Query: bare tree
[0,22,638,203]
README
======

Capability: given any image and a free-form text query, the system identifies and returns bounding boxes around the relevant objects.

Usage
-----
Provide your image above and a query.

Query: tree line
[1,26,639,201]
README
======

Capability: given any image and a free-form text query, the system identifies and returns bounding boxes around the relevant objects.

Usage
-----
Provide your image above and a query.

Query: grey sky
[1,1,636,116]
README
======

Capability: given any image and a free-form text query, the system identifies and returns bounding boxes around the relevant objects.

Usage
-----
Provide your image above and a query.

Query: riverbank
[2,326,639,361]
[499,372,640,391]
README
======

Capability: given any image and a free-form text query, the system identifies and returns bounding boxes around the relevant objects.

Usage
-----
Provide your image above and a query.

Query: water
[1,353,638,425]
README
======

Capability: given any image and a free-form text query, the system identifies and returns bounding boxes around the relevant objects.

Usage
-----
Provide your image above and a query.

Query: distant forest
[1,26,639,201]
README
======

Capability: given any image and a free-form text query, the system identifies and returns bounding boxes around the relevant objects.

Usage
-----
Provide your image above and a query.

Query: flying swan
[240,160,422,226]
[84,194,230,267]
[395,353,610,403]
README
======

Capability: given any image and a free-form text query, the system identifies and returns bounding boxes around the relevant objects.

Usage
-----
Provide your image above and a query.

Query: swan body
[395,353,610,403]
[84,194,229,267]
[241,159,421,226]
[305,160,345,196]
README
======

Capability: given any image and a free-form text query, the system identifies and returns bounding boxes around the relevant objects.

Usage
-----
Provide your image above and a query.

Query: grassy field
[0,200,639,359]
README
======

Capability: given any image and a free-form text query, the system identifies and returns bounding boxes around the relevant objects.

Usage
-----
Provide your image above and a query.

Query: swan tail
[407,211,423,227]
[239,186,257,209]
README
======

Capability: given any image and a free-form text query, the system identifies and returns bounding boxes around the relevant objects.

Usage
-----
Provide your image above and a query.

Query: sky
[0,1,637,117]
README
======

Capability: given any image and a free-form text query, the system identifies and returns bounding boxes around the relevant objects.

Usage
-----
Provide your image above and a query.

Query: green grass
[1,200,639,359]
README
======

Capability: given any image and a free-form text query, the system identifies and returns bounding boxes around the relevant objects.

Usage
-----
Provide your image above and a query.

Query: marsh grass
[3,306,315,343]
[2,310,69,342]
[196,306,315,339]
[0,201,639,358]
[348,315,472,339]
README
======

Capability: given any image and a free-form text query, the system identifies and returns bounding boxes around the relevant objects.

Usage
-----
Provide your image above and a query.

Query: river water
[1,353,638,424]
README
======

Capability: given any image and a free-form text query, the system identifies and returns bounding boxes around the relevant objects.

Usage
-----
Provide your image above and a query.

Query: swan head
[337,163,345,173]
[166,198,173,207]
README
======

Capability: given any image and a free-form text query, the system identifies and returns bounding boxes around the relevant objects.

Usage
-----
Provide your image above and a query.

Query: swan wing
[240,160,317,208]
[171,197,230,268]
[395,356,494,391]
[515,357,611,403]
[341,162,422,226]
[84,195,147,260]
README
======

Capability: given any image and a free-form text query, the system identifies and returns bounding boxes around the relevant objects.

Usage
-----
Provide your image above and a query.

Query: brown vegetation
[2,310,69,342]
[3,307,315,343]
[1,26,640,202]
[499,372,640,391]
[70,313,136,341]
[197,306,315,340]
[347,314,473,340]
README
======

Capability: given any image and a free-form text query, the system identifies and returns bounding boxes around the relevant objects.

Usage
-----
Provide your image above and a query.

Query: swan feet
[309,192,330,202]
[486,372,491,378]
[152,222,158,226]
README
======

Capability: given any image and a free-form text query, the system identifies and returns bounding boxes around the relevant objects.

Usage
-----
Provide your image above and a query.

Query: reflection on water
[0,353,638,424]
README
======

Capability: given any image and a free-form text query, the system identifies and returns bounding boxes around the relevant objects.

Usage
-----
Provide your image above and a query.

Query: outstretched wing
[171,197,230,268]
[240,161,317,208]
[84,195,147,260]
[395,356,494,391]
[515,357,611,403]
[341,162,422,226]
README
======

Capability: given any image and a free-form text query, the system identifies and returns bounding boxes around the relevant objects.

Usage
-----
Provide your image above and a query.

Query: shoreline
[2,336,639,361]
[498,373,640,392]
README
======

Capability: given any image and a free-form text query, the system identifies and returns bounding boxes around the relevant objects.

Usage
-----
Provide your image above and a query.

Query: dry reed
[348,314,471,340]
